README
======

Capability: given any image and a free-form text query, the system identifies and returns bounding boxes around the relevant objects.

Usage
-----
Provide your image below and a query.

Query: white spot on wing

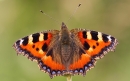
[42,55,47,60]
[107,35,112,42]
[97,32,103,42]
[39,33,44,41]
[87,31,92,40]
[39,49,44,54]
[88,47,93,52]
[20,39,24,45]
[28,35,33,44]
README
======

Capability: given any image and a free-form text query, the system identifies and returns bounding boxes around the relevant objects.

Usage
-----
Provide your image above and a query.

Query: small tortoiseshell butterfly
[13,22,118,78]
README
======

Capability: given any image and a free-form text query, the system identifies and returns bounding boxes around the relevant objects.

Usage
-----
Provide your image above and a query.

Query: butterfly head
[60,22,70,45]
[61,22,68,30]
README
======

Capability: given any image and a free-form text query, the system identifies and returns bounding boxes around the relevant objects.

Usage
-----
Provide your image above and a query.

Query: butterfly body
[13,22,118,78]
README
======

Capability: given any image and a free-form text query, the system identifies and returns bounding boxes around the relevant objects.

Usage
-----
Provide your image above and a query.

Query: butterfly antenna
[40,10,60,25]
[67,3,81,23]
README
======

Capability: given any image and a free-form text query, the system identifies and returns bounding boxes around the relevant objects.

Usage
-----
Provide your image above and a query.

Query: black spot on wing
[46,49,53,56]
[90,31,98,41]
[22,36,28,46]
[92,45,96,49]
[82,31,87,39]
[79,48,86,55]
[96,42,99,46]
[16,40,20,45]
[110,36,115,42]
[44,33,48,40]
[42,43,48,51]
[102,34,109,42]
[84,41,90,50]
[36,48,39,51]
[32,33,40,43]
[32,45,35,48]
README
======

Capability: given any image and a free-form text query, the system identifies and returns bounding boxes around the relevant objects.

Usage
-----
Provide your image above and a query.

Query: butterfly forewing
[75,29,118,59]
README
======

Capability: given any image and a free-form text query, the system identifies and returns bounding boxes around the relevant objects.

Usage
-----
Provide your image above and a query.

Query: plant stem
[66,75,72,81]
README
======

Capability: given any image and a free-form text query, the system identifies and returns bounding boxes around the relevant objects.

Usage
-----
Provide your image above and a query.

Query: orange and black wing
[13,32,53,61]
[13,29,118,78]
[69,29,118,75]
[13,31,65,78]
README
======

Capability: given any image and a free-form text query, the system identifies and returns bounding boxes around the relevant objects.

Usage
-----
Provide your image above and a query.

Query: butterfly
[13,22,118,78]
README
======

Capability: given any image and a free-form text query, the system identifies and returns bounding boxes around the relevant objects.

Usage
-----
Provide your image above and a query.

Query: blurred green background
[0,0,130,81]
